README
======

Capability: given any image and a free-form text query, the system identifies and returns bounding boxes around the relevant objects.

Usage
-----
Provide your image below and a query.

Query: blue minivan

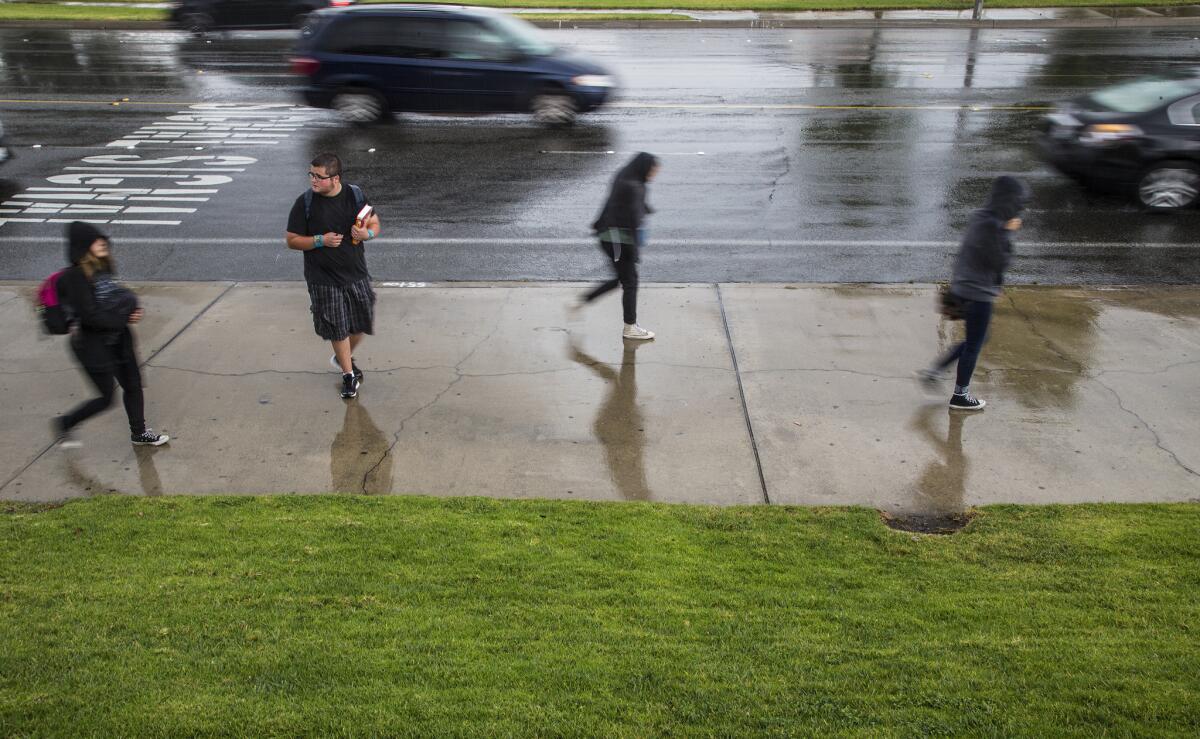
[291,4,616,125]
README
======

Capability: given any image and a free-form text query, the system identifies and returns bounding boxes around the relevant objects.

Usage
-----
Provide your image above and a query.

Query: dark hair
[311,152,342,178]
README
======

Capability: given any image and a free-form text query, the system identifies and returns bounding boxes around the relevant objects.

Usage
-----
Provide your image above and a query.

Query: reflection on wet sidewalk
[907,404,975,521]
[569,339,651,502]
[330,401,392,495]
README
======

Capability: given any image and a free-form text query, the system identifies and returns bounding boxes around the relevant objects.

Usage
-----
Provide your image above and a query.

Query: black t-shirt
[286,186,372,286]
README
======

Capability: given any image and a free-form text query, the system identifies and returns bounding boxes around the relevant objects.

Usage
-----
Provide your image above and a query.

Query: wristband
[314,234,323,249]
[366,229,375,240]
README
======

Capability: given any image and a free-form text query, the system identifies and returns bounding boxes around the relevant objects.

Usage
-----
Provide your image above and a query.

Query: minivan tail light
[290,57,320,76]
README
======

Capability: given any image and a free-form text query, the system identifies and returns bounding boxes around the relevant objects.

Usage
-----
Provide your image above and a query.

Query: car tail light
[290,57,320,76]
[330,0,353,6]
[1079,123,1142,146]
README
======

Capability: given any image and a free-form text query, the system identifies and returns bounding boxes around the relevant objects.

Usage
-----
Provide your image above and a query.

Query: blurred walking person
[918,175,1030,411]
[52,222,169,448]
[572,152,659,340]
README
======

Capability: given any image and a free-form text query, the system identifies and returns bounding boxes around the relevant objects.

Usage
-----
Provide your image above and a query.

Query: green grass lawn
[0,3,165,21]
[2,496,1198,735]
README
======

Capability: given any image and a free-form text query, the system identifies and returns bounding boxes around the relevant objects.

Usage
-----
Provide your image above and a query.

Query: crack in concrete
[742,367,908,381]
[1091,375,1199,479]
[358,294,512,494]
[765,144,791,205]
[1093,359,1200,378]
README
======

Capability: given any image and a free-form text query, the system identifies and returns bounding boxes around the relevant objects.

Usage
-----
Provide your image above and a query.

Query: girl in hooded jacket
[52,222,169,447]
[572,152,659,340]
[919,175,1030,411]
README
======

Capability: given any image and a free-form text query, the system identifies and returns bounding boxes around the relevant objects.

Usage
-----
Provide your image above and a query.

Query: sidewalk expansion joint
[142,281,237,367]
[716,283,770,505]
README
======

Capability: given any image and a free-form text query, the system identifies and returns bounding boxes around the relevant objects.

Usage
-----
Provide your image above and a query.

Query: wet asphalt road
[1,26,1200,283]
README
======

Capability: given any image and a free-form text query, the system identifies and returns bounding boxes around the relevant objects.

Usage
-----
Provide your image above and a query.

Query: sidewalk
[2,281,1198,510]
[2,5,1197,29]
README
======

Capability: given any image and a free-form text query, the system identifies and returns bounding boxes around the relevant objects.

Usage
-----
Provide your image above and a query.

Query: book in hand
[352,204,374,245]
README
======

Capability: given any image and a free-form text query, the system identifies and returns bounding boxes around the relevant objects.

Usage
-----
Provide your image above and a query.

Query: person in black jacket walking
[53,222,169,448]
[918,175,1030,411]
[572,152,659,341]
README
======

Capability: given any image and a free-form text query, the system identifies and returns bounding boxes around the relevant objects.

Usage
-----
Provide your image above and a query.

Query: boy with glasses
[285,152,382,399]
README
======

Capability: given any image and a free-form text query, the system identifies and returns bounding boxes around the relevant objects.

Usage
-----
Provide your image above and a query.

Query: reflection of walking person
[330,401,392,494]
[52,222,169,448]
[910,405,971,517]
[919,175,1029,411]
[285,152,382,399]
[572,152,660,341]
[569,341,651,501]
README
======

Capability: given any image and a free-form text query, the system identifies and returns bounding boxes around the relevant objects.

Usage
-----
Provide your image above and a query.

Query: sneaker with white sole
[131,428,170,446]
[949,391,986,411]
[52,417,81,449]
[622,323,655,341]
[341,373,360,399]
[329,354,364,382]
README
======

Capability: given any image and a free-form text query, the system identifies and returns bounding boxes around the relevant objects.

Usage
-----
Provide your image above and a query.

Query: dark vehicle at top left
[171,0,356,36]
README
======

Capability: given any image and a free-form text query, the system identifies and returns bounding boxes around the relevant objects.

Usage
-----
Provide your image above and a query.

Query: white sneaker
[622,323,655,341]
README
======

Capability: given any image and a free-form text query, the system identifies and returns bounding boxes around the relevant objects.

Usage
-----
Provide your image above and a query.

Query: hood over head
[983,175,1030,221]
[66,221,108,265]
[618,152,659,184]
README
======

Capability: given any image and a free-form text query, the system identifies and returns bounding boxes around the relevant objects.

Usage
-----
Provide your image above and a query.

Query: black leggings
[63,345,145,435]
[935,298,994,389]
[583,238,639,325]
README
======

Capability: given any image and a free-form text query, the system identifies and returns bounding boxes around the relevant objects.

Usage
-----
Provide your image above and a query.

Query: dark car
[1038,70,1200,211]
[291,4,616,125]
[171,0,355,36]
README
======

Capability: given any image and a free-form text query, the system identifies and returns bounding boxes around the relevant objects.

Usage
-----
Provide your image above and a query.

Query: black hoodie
[591,152,658,236]
[56,222,139,368]
[950,176,1030,303]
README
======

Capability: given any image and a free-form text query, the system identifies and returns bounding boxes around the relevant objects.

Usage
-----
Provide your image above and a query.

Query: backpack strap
[303,185,365,232]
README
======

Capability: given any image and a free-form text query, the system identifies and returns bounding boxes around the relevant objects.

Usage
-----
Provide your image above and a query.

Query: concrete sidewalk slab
[0,282,231,492]
[1,284,763,504]
[720,285,1200,513]
[1,283,1197,509]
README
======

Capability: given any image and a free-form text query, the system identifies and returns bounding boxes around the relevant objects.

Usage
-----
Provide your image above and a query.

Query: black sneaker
[132,428,170,446]
[341,373,359,399]
[52,417,81,449]
[949,391,986,411]
[330,355,364,383]
[915,368,945,394]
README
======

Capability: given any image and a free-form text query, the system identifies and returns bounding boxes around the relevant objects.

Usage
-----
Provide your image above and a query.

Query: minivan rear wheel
[1138,161,1200,212]
[333,89,386,125]
[532,92,576,127]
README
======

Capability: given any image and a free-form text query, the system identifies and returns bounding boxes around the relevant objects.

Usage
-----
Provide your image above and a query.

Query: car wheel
[1138,162,1200,212]
[332,89,385,125]
[183,12,213,37]
[532,92,576,126]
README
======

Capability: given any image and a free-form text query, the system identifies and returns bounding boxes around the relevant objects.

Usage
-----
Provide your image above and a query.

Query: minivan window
[485,14,555,57]
[323,17,444,58]
[1089,76,1200,114]
[444,19,515,61]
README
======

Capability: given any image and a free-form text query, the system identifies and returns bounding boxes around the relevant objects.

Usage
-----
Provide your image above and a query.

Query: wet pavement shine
[1,282,1196,508]
[2,27,1200,283]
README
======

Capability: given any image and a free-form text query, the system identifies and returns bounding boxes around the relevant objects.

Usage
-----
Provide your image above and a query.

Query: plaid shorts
[307,278,376,341]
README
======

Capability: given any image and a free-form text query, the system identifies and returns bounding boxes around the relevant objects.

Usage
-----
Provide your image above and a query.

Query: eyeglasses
[308,171,336,181]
